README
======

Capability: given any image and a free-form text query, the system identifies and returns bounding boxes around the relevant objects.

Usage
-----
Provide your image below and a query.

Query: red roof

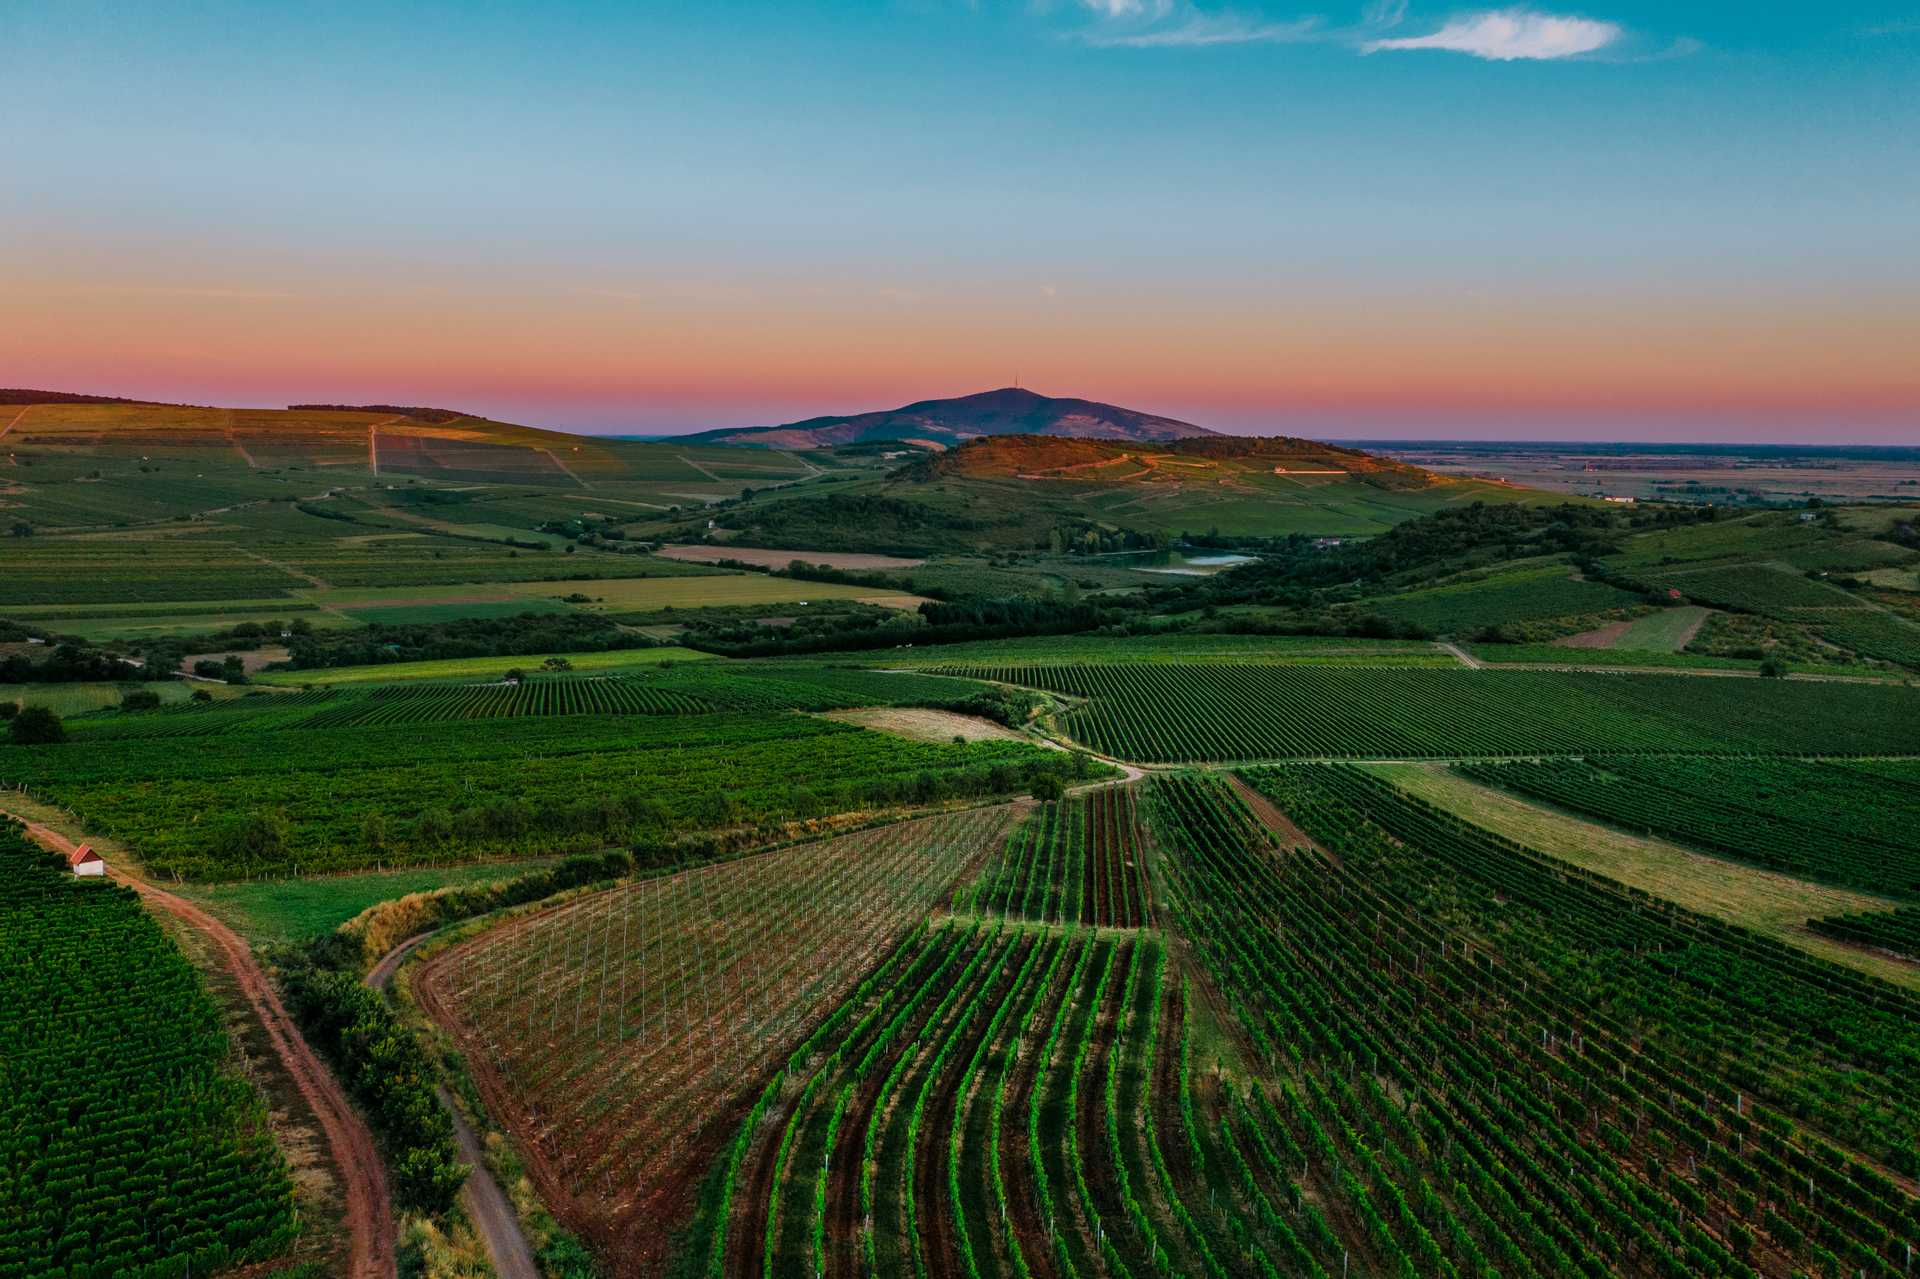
[68,844,101,867]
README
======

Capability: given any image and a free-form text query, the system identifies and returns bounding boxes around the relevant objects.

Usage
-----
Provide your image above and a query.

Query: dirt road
[368,932,540,1279]
[7,813,396,1279]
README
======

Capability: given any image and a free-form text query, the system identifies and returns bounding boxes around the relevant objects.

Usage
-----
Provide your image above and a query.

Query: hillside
[688,433,1565,554]
[911,433,1436,488]
[678,386,1218,448]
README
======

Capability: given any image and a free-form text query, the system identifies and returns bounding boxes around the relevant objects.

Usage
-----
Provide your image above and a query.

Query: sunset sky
[3,2,1916,442]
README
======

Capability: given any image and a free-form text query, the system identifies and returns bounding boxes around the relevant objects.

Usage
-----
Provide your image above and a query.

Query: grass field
[1362,761,1920,987]
[2,680,262,715]
[1582,604,1713,651]
[176,859,563,944]
[255,646,718,686]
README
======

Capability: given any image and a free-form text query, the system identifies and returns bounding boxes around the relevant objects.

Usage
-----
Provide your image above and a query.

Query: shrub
[8,706,65,745]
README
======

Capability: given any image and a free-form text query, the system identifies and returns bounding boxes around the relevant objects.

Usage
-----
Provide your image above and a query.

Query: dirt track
[366,931,540,1279]
[8,813,396,1279]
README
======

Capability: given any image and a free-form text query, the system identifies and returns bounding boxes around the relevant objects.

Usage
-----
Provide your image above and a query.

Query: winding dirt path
[366,931,540,1279]
[6,812,396,1279]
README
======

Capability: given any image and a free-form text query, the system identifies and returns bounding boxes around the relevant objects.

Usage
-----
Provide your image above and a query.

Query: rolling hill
[687,433,1569,554]
[676,386,1219,448]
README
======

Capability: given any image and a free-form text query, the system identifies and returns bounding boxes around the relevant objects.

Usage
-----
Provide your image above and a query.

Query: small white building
[69,844,105,877]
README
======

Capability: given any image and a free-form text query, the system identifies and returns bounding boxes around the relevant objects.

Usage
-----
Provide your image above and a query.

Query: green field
[945,662,1920,761]
[176,859,563,944]
[0,823,298,1274]
[1597,604,1713,650]
[254,645,717,685]
[1365,564,1641,636]
[1,679,260,715]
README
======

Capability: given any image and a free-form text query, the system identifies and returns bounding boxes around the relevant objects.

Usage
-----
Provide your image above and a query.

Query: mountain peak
[679,388,1218,449]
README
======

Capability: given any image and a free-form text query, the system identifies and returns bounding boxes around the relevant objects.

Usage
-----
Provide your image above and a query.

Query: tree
[8,706,64,745]
[223,808,292,863]
[9,521,31,538]
[221,654,248,685]
[119,689,163,711]
[1030,773,1066,802]
[1759,654,1789,678]
[541,656,574,672]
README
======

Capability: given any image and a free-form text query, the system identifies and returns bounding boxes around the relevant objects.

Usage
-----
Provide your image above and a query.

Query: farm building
[68,844,104,877]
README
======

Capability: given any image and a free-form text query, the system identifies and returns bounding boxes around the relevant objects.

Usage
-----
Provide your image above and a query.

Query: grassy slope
[1364,761,1919,989]
[176,860,563,944]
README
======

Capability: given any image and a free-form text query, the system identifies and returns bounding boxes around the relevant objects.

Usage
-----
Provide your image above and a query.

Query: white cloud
[1078,0,1175,17]
[1362,7,1622,59]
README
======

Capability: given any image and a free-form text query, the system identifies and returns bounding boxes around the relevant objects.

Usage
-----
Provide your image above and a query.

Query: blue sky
[1,2,1915,440]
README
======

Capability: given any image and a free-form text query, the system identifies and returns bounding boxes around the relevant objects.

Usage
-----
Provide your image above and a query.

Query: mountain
[678,387,1219,449]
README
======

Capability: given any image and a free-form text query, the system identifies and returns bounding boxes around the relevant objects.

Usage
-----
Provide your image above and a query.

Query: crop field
[1,711,1062,879]
[869,632,1448,666]
[962,788,1151,927]
[1458,757,1920,898]
[943,664,1920,761]
[1638,564,1920,668]
[513,574,922,610]
[1809,909,1920,962]
[1364,565,1641,635]
[0,822,296,1277]
[292,676,715,727]
[256,646,715,685]
[416,805,1018,1266]
[1172,768,1920,1271]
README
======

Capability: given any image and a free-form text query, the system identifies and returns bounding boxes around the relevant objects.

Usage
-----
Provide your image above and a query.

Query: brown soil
[8,812,396,1279]
[820,706,1030,745]
[1226,774,1327,859]
[1555,619,1635,649]
[1002,962,1076,1279]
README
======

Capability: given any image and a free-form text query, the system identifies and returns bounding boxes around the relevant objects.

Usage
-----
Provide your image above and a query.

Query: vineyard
[1,712,1069,879]
[0,822,296,1278]
[293,676,713,727]
[1640,563,1920,669]
[1809,909,1920,962]
[1364,564,1641,635]
[415,805,1017,1267]
[1157,766,1920,1276]
[940,664,1920,761]
[961,787,1152,927]
[1459,757,1920,899]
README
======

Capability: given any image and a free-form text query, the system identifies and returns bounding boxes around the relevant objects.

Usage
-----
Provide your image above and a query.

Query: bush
[279,966,466,1214]
[1030,774,1067,801]
[7,706,65,745]
[120,689,163,711]
[1759,654,1789,678]
[0,701,17,720]
[223,808,292,864]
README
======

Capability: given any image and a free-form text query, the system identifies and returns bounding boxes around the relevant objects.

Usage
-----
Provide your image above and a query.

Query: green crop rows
[1808,909,1920,962]
[1367,565,1640,635]
[1158,766,1920,1275]
[0,713,1066,880]
[1460,757,1920,899]
[0,822,295,1278]
[960,787,1150,927]
[294,677,714,727]
[944,664,1920,761]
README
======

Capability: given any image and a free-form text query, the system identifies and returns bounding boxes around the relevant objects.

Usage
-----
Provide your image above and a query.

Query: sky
[1,1,1916,443]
